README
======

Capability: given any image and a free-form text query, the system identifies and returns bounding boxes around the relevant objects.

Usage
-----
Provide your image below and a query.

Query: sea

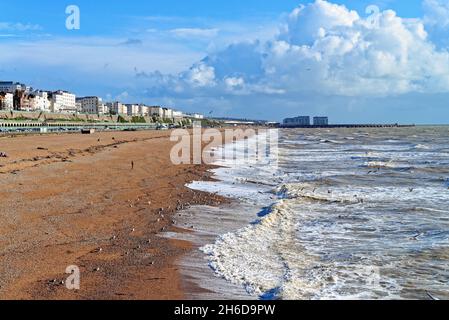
[168,126,449,300]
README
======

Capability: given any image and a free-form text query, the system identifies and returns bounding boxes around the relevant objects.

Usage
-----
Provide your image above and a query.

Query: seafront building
[50,90,77,113]
[126,104,140,116]
[284,116,311,127]
[0,81,31,93]
[20,91,51,112]
[138,104,150,116]
[163,108,173,119]
[0,79,205,121]
[313,117,329,126]
[76,96,106,114]
[107,102,127,115]
[149,106,164,118]
[185,113,205,120]
[283,116,330,127]
[32,91,51,112]
[0,92,14,110]
[172,110,183,118]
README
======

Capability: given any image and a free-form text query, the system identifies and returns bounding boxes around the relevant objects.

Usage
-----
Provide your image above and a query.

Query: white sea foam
[186,127,449,300]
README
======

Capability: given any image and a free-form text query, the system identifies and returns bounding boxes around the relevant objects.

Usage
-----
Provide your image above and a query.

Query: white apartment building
[0,93,13,110]
[172,110,183,118]
[98,103,109,115]
[163,108,174,119]
[30,91,51,112]
[126,104,140,116]
[107,102,127,115]
[51,90,77,113]
[75,102,82,113]
[76,96,104,114]
[138,104,149,116]
[149,106,164,118]
[186,113,204,120]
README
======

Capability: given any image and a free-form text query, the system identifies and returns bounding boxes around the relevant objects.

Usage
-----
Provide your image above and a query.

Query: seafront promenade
[0,120,158,134]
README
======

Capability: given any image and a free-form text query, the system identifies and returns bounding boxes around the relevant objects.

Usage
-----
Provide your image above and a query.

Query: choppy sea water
[177,126,449,300]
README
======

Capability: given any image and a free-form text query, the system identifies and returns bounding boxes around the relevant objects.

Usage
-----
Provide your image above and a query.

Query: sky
[1,0,449,123]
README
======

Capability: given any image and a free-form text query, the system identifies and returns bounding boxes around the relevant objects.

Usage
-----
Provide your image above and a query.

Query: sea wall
[0,111,151,123]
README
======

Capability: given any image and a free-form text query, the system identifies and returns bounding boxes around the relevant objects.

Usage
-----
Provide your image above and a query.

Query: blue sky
[1,0,449,123]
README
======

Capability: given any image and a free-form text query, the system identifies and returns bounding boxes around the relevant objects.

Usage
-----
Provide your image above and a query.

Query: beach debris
[426,291,440,300]
[0,152,8,158]
[37,147,48,150]
[131,161,134,170]
[131,228,136,233]
[149,261,155,266]
[409,188,415,192]
[94,267,101,272]
[111,235,117,240]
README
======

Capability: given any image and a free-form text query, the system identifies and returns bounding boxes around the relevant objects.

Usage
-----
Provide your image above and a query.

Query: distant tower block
[283,116,310,127]
[313,117,329,126]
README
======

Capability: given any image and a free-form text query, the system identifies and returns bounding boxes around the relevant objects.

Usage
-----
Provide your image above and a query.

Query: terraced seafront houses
[1,80,204,121]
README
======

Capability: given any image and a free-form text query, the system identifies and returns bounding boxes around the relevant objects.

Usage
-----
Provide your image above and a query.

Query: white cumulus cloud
[170,28,219,39]
[141,0,449,99]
